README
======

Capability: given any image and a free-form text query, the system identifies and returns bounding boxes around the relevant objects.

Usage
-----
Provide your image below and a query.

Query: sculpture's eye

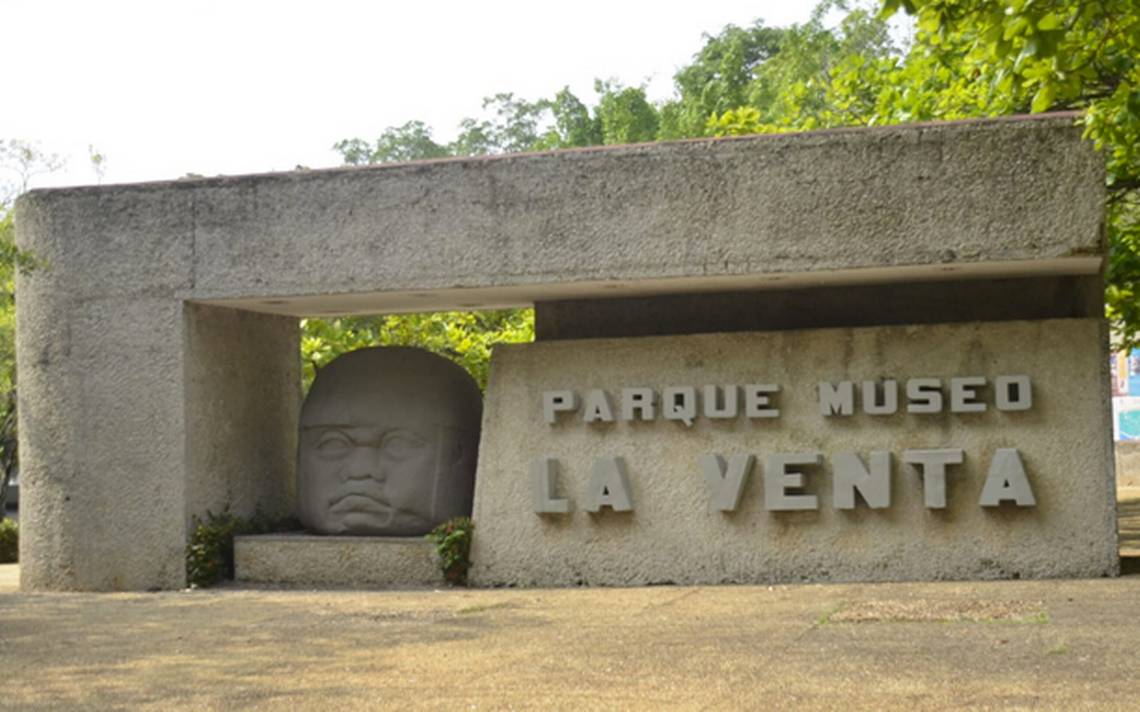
[317,431,353,455]
[381,431,426,460]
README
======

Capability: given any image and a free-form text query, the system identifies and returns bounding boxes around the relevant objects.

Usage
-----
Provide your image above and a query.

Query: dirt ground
[0,490,1137,710]
[2,572,1139,710]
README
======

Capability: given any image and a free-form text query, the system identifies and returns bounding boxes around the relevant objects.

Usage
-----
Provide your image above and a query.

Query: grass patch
[1014,610,1050,625]
[1046,641,1069,655]
[456,602,513,616]
[814,603,845,626]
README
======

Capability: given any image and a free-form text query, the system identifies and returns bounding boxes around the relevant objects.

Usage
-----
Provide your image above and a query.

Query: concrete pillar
[15,190,299,591]
[183,303,298,529]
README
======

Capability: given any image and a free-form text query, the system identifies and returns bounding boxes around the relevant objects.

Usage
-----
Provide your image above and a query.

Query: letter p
[542,390,580,424]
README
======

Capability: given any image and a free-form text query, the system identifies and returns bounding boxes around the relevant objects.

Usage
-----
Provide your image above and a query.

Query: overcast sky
[3,1,828,190]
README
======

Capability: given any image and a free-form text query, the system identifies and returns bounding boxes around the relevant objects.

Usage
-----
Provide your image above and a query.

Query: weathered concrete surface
[185,304,299,526]
[15,293,189,591]
[12,297,297,592]
[234,534,444,588]
[1114,441,1140,488]
[536,275,1103,340]
[2,575,1139,710]
[16,114,1102,319]
[473,318,1117,587]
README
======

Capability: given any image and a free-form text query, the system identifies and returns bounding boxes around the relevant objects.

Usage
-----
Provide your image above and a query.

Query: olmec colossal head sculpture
[297,346,483,537]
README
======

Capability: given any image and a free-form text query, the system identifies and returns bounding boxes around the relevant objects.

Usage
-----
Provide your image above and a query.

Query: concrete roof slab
[16,114,1104,315]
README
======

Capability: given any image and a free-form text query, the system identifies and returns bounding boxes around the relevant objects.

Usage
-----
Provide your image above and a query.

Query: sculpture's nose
[340,447,386,484]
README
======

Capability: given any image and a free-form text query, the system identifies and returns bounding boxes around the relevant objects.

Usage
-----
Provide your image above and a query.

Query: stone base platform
[234,533,445,588]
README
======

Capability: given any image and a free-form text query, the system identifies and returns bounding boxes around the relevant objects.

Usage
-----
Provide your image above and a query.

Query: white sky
[3,1,825,190]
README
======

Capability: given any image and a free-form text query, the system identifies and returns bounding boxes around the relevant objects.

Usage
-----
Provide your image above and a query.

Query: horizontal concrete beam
[16,114,1103,317]
[535,275,1104,340]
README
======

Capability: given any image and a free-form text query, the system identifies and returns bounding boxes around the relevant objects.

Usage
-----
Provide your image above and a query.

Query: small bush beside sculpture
[186,510,300,588]
[187,346,483,588]
[426,517,474,585]
[0,517,16,564]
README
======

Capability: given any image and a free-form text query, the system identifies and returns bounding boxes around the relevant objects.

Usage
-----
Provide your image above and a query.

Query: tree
[660,20,786,138]
[456,93,550,155]
[332,120,450,165]
[593,80,660,145]
[699,2,901,135]
[0,140,65,204]
[540,87,603,149]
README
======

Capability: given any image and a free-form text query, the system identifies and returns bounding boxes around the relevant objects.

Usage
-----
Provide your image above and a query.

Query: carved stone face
[297,347,482,537]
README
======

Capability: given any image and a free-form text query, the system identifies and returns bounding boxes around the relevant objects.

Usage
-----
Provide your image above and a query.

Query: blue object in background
[1129,349,1140,396]
[1120,410,1140,440]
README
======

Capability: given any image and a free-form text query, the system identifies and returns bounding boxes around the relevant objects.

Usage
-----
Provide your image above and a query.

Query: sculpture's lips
[328,490,391,515]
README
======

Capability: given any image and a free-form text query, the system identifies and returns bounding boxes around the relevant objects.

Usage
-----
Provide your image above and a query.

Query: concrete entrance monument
[13,113,1117,590]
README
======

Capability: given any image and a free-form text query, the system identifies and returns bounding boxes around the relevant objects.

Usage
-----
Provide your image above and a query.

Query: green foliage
[0,517,16,563]
[454,93,549,155]
[543,87,603,148]
[333,120,450,165]
[700,2,902,135]
[334,81,658,162]
[301,308,533,393]
[662,21,785,138]
[706,107,783,137]
[186,509,299,588]
[0,211,17,399]
[593,80,660,145]
[425,516,474,585]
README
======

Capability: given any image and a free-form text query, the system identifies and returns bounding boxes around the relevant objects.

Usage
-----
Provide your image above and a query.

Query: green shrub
[426,517,474,586]
[0,517,16,563]
[185,509,298,588]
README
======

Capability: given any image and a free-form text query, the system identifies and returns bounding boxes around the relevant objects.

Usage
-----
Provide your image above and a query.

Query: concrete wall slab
[184,304,299,526]
[471,319,1117,586]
